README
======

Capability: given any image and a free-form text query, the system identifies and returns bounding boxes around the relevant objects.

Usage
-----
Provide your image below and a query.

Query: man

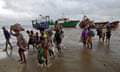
[96,25,102,41]
[2,27,12,51]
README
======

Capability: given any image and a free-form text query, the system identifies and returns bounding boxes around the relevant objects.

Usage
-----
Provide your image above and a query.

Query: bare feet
[21,61,26,64]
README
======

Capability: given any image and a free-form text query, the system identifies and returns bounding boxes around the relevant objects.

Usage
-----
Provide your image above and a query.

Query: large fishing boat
[56,18,80,28]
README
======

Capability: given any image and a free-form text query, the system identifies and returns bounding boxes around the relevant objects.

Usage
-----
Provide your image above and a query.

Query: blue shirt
[3,29,10,40]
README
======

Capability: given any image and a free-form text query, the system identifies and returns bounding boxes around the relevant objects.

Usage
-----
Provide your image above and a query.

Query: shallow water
[0,26,120,72]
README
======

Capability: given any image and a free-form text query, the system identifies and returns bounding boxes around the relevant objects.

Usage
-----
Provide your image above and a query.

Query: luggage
[88,30,95,37]
[17,40,28,50]
[33,22,49,30]
[11,23,24,31]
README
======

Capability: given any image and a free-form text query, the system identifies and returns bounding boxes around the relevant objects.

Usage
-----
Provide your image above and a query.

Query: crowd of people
[80,22,112,49]
[2,23,64,65]
[2,22,112,66]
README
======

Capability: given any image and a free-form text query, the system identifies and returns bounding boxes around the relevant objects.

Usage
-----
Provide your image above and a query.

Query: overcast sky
[0,0,120,25]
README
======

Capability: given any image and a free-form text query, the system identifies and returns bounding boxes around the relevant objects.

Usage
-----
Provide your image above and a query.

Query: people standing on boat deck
[2,27,13,51]
[10,26,27,64]
[81,27,88,47]
[102,24,106,42]
[87,27,94,49]
[96,25,102,41]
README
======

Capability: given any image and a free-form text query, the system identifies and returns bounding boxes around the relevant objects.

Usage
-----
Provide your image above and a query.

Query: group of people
[2,22,112,66]
[2,25,27,64]
[81,26,94,49]
[26,24,64,65]
[80,22,112,49]
[96,22,112,43]
[2,23,64,65]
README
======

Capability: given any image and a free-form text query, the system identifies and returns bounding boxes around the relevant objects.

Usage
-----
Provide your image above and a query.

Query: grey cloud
[1,0,120,25]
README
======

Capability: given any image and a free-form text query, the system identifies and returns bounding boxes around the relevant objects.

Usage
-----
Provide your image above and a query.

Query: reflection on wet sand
[95,41,111,55]
[6,49,13,57]
[80,47,93,72]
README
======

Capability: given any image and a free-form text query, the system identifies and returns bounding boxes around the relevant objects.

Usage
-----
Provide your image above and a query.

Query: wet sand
[0,28,120,72]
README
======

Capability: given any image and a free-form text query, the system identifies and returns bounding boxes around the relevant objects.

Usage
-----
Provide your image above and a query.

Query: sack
[17,40,28,50]
[11,23,24,31]
[33,22,49,30]
[49,46,55,52]
[89,31,95,37]
[40,22,49,29]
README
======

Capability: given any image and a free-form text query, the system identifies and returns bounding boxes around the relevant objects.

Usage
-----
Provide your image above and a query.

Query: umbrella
[11,23,24,31]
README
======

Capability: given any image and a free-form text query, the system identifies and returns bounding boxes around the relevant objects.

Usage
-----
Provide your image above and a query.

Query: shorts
[106,33,111,39]
[19,48,25,53]
[28,39,33,45]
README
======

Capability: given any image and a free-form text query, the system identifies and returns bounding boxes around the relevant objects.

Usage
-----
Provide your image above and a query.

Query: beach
[0,27,120,72]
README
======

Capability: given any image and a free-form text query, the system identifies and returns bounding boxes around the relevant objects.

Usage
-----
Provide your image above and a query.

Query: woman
[81,27,88,47]
[10,26,27,64]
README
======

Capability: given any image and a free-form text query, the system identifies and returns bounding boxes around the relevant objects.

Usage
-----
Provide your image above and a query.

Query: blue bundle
[33,22,49,30]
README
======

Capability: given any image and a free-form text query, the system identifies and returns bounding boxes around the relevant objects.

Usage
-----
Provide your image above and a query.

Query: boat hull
[60,21,79,28]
